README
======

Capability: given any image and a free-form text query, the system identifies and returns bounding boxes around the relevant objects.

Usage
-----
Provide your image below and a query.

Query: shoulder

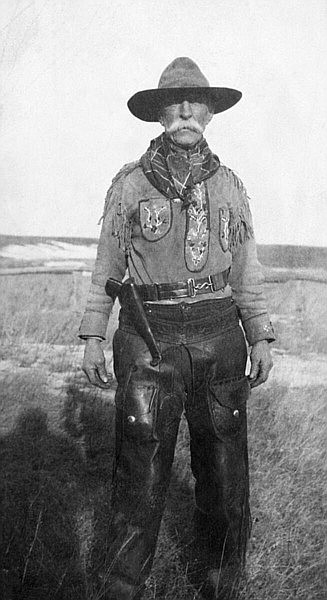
[216,163,251,215]
[106,161,153,199]
[217,164,249,197]
[100,161,142,221]
[217,165,254,252]
[108,160,142,192]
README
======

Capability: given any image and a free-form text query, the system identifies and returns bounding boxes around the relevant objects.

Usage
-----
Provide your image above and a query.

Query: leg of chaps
[102,332,185,600]
[185,327,251,580]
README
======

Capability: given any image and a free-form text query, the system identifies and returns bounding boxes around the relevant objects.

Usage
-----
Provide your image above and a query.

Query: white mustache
[165,120,204,134]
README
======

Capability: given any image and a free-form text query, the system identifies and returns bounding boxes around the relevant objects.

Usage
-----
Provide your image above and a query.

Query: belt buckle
[206,274,215,293]
[187,275,215,298]
[187,275,215,297]
[187,278,196,297]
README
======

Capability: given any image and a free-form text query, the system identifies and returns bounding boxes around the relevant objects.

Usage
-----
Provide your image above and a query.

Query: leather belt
[137,270,229,302]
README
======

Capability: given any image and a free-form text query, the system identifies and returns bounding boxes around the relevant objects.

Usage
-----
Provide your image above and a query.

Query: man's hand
[248,340,273,388]
[82,338,111,389]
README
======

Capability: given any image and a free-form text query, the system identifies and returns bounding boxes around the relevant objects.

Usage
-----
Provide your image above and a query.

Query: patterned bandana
[140,133,220,207]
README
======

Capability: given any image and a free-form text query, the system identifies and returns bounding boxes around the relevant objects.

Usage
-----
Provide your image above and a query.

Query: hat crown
[127,57,242,121]
[158,57,210,89]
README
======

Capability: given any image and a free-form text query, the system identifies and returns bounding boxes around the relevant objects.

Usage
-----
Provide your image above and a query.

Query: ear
[205,111,214,126]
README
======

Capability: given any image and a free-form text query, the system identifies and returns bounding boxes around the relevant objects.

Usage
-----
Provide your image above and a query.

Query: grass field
[0,272,326,599]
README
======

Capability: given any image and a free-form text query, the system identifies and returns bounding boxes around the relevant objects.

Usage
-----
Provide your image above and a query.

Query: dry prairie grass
[0,274,326,599]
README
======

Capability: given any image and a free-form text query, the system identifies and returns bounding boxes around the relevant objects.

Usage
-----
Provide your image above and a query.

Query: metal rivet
[233,409,239,418]
[127,415,136,424]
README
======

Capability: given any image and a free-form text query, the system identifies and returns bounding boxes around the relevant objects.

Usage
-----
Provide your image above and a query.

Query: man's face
[159,99,213,148]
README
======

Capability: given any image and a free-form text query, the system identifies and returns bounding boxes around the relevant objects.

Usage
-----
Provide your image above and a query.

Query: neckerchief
[140,133,220,207]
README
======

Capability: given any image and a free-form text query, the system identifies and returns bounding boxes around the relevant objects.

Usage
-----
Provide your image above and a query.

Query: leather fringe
[98,161,140,252]
[220,165,254,254]
[228,197,254,255]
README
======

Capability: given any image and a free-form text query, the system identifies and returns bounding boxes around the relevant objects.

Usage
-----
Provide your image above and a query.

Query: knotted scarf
[140,133,220,207]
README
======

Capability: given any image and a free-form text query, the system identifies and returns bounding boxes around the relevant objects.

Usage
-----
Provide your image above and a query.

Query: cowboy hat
[127,57,242,122]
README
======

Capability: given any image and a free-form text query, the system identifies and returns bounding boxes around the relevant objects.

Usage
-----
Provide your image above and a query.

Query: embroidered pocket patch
[139,197,171,241]
[219,207,230,252]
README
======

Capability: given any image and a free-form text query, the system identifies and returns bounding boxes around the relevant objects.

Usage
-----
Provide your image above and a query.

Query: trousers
[103,298,251,599]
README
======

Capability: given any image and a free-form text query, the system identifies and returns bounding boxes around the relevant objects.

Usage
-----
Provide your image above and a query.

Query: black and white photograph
[0,2,326,599]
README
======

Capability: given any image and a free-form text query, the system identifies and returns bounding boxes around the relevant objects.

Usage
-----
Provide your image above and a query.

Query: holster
[105,277,162,367]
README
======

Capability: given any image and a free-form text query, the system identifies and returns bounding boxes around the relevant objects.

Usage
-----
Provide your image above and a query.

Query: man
[80,57,274,600]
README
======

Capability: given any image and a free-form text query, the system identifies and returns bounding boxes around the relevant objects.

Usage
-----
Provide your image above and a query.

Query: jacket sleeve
[78,179,128,340]
[227,174,275,345]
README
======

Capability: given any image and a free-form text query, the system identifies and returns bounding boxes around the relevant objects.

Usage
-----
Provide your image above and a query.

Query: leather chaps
[102,298,251,599]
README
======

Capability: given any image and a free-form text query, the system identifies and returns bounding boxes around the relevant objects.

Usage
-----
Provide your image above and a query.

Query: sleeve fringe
[220,165,254,254]
[98,160,140,252]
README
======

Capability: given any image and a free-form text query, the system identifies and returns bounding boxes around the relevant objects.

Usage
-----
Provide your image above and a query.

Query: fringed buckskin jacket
[79,161,274,345]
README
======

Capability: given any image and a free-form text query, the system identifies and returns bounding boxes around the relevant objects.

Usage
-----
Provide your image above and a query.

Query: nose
[180,100,192,119]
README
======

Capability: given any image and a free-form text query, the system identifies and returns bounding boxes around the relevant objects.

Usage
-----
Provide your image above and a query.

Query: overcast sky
[1,0,326,245]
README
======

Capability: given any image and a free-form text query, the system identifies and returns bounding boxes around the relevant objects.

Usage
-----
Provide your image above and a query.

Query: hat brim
[127,87,242,122]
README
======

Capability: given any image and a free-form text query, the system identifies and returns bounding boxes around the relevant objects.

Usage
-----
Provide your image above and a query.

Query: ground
[0,267,326,600]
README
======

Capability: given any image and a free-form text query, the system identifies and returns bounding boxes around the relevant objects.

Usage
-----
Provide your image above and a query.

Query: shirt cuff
[242,313,275,346]
[78,310,109,340]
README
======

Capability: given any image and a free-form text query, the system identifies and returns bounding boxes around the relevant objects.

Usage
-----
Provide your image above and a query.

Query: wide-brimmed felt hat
[127,57,242,122]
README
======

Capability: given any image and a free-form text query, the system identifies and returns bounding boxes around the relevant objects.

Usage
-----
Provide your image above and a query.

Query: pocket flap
[209,376,250,410]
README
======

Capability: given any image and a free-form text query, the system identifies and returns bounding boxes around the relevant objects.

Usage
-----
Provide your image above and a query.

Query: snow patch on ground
[0,241,97,262]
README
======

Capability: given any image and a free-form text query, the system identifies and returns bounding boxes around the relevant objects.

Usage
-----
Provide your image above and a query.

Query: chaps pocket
[208,376,250,442]
[118,373,159,442]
